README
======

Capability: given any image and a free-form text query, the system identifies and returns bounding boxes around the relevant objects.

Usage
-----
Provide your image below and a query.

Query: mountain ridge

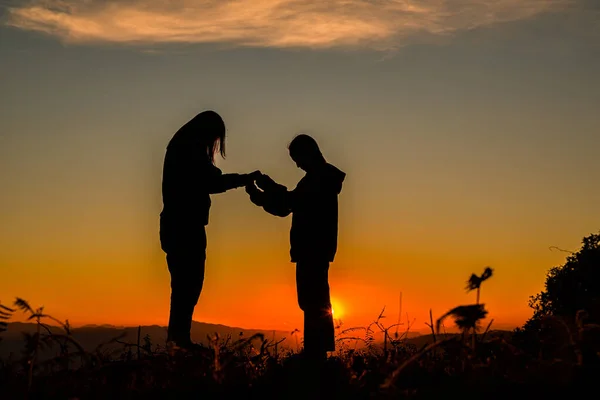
[1,321,512,362]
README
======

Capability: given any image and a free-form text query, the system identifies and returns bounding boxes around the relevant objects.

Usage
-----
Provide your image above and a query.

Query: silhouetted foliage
[514,231,600,357]
[2,292,584,399]
[0,303,15,342]
[532,232,600,320]
[437,304,488,334]
[466,266,493,305]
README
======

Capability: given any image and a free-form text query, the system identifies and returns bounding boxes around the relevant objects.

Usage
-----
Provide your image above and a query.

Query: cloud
[4,0,572,50]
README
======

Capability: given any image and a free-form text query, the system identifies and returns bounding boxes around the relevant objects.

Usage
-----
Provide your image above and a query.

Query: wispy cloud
[4,0,572,50]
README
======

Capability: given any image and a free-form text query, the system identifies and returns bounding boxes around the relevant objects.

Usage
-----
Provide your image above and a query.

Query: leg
[166,230,207,347]
[296,261,335,359]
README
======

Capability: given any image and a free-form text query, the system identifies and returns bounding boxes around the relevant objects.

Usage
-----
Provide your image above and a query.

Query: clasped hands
[244,170,276,194]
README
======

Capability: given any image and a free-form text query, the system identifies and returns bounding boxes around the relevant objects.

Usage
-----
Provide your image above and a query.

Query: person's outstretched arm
[206,163,259,194]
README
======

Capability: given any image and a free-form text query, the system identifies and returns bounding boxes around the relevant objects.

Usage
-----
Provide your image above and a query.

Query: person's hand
[245,170,262,185]
[245,182,258,195]
[239,170,260,187]
[255,174,276,190]
[245,182,265,206]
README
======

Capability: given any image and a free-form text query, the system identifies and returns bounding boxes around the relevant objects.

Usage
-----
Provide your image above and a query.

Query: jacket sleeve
[247,179,292,217]
[263,189,293,217]
[205,163,247,194]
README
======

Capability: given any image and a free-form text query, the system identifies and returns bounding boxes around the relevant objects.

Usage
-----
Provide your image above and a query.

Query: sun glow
[330,299,344,320]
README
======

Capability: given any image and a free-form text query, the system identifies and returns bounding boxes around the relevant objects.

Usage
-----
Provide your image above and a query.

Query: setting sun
[330,299,344,320]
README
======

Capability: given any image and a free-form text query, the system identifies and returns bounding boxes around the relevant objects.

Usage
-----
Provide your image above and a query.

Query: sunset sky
[1,0,598,334]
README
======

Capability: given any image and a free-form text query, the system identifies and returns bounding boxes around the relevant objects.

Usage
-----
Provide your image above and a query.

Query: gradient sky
[1,0,599,333]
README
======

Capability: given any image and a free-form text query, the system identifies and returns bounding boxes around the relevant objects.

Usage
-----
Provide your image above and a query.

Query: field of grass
[1,267,599,399]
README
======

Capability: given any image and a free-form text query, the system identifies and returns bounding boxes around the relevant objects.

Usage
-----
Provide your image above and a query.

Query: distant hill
[0,321,513,363]
[0,321,292,361]
[401,330,513,349]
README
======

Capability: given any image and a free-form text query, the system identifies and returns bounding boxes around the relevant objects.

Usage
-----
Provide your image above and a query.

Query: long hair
[168,110,226,164]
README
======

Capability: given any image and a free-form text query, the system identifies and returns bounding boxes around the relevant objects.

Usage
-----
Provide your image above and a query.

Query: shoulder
[293,174,309,190]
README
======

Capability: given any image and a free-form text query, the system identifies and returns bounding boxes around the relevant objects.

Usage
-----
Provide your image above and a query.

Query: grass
[1,268,599,399]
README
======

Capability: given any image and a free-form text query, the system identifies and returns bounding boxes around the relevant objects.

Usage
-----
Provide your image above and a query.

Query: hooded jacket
[247,162,346,262]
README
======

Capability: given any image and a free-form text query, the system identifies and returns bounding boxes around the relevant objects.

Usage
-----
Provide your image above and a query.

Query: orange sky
[2,188,593,333]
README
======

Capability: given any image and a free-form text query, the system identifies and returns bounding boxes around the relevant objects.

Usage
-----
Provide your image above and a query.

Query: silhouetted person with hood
[245,134,345,361]
[160,110,260,350]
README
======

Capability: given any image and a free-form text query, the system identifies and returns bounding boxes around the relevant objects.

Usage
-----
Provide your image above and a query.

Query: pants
[296,260,335,356]
[164,228,207,346]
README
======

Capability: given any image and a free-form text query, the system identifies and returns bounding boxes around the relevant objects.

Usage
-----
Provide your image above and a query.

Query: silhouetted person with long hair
[160,111,260,350]
[245,134,345,362]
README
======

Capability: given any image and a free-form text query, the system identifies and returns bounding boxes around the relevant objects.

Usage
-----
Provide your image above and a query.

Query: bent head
[170,110,226,164]
[288,134,325,171]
